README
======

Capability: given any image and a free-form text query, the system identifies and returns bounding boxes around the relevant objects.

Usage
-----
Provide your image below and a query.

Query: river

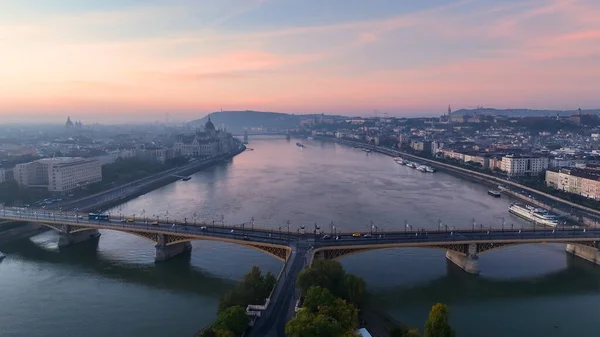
[1,137,599,337]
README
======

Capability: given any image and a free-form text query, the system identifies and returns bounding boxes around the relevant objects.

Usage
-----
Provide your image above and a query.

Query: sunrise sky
[1,0,600,123]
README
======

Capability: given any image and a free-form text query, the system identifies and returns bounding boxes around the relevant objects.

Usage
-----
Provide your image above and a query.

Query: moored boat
[181,177,191,181]
[425,166,435,173]
[508,203,559,227]
[0,251,5,261]
[488,190,501,197]
[416,165,427,172]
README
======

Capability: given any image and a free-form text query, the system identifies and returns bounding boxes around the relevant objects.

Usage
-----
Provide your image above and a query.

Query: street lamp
[251,217,255,231]
[330,221,335,236]
[193,212,197,226]
[405,220,409,233]
[286,220,291,236]
[438,219,443,232]
[472,218,476,232]
[165,211,169,223]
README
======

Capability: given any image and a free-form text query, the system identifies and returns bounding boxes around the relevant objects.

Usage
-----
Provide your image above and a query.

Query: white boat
[416,165,427,172]
[406,162,416,168]
[0,251,5,261]
[425,166,435,173]
[362,149,371,153]
[307,136,314,140]
[508,203,559,227]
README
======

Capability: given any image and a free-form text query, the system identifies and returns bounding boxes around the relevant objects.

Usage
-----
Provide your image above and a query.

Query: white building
[14,157,102,192]
[501,155,548,177]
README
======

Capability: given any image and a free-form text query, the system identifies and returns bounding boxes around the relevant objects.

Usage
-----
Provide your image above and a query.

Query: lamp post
[370,220,374,235]
[438,219,443,232]
[221,214,225,229]
[142,209,146,223]
[193,212,197,226]
[405,220,408,234]
[286,220,291,236]
[330,221,335,236]
[165,211,169,224]
[251,217,255,231]
[472,218,476,232]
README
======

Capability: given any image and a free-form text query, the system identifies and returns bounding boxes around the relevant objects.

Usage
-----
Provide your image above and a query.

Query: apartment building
[0,167,5,183]
[15,157,102,192]
[546,168,600,200]
[501,155,548,177]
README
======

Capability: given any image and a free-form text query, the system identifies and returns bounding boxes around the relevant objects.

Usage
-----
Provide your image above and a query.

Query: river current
[1,137,599,337]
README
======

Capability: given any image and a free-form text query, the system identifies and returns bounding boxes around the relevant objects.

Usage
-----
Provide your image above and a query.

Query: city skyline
[2,0,600,123]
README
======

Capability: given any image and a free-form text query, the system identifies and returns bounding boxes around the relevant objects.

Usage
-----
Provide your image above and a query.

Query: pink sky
[1,0,600,123]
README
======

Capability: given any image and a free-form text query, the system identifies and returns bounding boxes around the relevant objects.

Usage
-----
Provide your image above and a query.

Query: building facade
[501,155,548,176]
[174,118,235,158]
[14,157,102,192]
[546,168,600,200]
[0,168,5,184]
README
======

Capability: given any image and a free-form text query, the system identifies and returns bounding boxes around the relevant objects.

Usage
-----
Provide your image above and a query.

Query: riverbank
[321,137,598,227]
[61,146,246,213]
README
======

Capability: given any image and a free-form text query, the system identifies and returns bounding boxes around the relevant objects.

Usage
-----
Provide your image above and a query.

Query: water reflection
[2,237,232,296]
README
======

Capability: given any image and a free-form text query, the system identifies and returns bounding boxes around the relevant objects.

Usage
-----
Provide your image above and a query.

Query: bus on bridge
[88,213,110,221]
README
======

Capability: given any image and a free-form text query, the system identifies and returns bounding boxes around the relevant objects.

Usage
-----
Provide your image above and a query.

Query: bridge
[2,206,600,336]
[1,206,600,269]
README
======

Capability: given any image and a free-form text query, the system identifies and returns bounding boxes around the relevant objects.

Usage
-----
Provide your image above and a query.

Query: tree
[391,327,421,337]
[317,298,359,332]
[303,286,336,312]
[285,310,347,337]
[199,328,216,337]
[297,260,346,298]
[423,303,455,337]
[342,273,367,307]
[212,306,249,336]
[218,266,276,312]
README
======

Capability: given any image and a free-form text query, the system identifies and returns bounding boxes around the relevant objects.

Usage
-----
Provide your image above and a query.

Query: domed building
[65,116,74,128]
[174,117,236,157]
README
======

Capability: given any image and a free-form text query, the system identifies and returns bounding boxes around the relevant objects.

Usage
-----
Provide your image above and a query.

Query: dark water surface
[1,137,599,336]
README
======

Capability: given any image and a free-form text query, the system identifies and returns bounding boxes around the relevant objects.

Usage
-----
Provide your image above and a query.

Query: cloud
[1,0,600,120]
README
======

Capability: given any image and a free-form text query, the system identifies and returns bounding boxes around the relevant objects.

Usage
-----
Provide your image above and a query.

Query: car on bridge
[322,235,331,240]
[127,218,135,222]
[152,221,159,226]
[352,233,361,238]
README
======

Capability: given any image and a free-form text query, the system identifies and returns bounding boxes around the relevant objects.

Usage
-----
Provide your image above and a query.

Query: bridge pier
[155,241,192,262]
[445,243,480,275]
[58,229,100,247]
[566,243,600,265]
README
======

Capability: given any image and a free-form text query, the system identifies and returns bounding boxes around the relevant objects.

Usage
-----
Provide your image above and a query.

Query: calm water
[1,137,599,336]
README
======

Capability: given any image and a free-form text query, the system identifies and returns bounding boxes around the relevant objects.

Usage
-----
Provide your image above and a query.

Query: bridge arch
[38,222,291,261]
[313,239,600,261]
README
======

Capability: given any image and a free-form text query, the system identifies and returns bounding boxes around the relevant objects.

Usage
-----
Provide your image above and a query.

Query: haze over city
[2,0,600,123]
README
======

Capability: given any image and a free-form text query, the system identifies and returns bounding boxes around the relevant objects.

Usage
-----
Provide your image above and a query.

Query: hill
[187,111,345,134]
[452,108,599,117]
